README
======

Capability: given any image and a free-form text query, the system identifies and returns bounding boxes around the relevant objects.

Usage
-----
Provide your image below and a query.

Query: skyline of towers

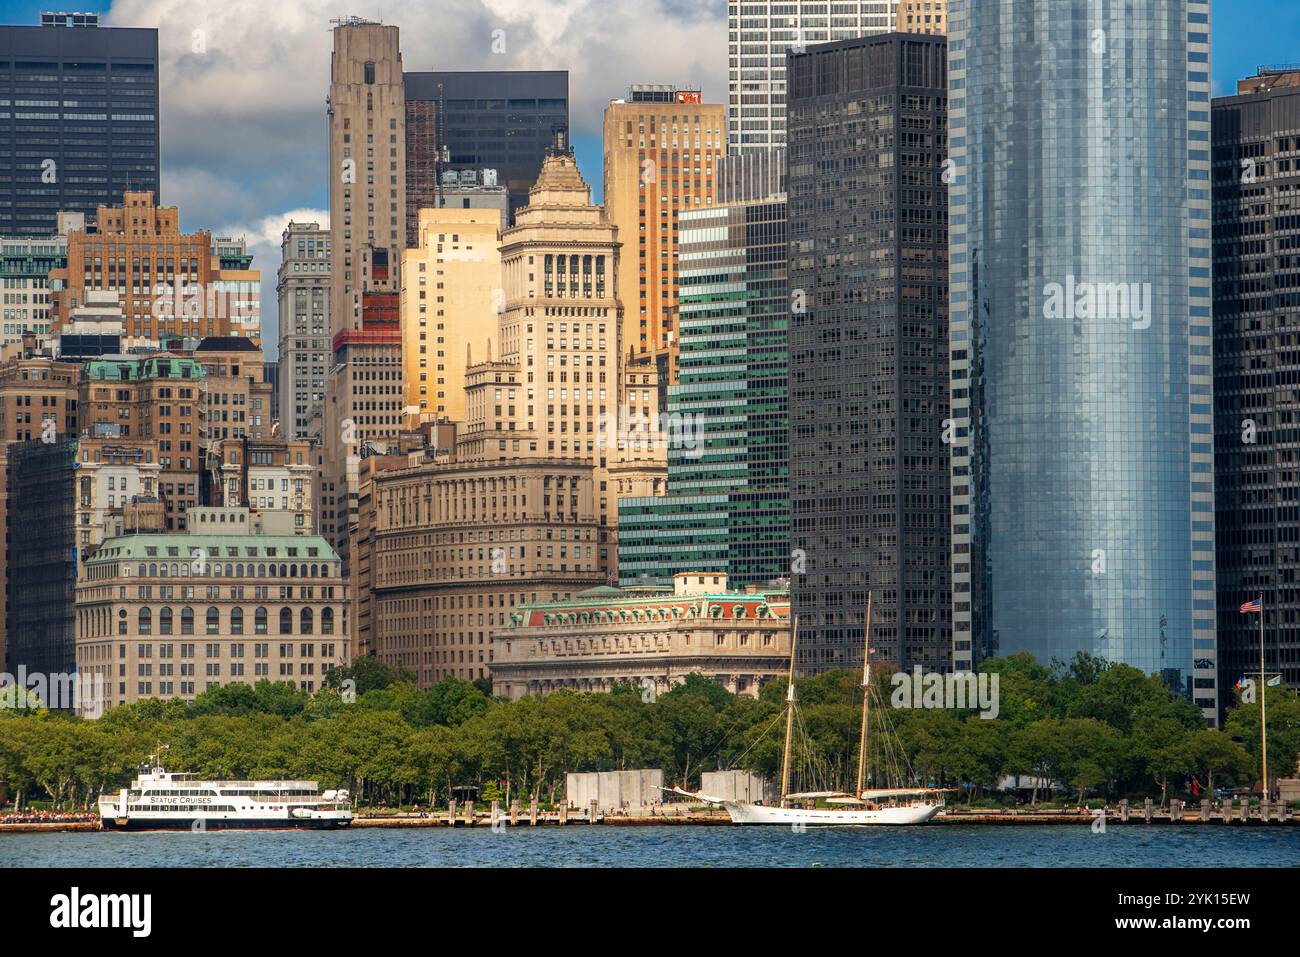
[948,0,1218,719]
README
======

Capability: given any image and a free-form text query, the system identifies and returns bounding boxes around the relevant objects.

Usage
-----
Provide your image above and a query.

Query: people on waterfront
[0,809,98,825]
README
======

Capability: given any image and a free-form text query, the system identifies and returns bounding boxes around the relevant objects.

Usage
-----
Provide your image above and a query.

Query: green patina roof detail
[85,356,206,381]
[87,533,339,564]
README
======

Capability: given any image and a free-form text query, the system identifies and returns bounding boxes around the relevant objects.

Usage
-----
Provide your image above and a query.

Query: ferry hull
[100,817,351,832]
[722,802,942,826]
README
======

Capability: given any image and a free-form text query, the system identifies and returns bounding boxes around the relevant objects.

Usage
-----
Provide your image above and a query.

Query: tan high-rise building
[603,87,726,385]
[50,192,262,347]
[894,0,946,33]
[327,18,406,336]
[400,207,502,423]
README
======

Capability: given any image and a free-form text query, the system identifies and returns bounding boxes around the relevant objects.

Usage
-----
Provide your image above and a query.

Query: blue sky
[0,0,1292,350]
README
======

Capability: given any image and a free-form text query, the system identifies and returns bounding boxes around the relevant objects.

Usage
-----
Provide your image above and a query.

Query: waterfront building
[490,572,791,700]
[74,507,349,714]
[726,0,894,153]
[787,33,950,673]
[405,71,569,229]
[1212,67,1300,698]
[49,191,262,346]
[948,0,1217,718]
[617,154,789,590]
[400,206,502,423]
[0,14,159,235]
[602,85,727,386]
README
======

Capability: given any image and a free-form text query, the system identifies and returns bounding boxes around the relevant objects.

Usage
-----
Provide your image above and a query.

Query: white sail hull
[723,801,942,826]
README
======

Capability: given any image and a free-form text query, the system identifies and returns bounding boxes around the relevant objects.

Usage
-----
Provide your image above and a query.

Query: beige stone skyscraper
[895,0,946,33]
[327,18,406,337]
[400,207,502,423]
[603,86,726,386]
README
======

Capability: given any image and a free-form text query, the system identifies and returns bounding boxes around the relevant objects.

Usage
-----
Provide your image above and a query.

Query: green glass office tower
[616,154,789,588]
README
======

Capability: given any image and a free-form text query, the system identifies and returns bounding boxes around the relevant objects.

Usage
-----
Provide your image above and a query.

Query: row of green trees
[0,653,1295,809]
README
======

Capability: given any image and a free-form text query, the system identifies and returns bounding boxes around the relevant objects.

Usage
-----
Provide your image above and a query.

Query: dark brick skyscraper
[786,33,950,673]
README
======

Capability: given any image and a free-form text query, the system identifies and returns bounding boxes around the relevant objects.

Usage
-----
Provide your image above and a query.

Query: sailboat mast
[780,615,799,807]
[857,595,872,796]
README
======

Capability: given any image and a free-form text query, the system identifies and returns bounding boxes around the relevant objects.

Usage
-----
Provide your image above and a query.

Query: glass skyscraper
[616,154,789,589]
[0,15,159,234]
[948,0,1218,718]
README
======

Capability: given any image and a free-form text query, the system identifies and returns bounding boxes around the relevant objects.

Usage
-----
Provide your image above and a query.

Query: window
[181,606,195,635]
[206,606,219,634]
[138,607,152,635]
[231,607,244,635]
[255,606,268,635]
[300,608,313,635]
[279,607,292,635]
[321,607,334,635]
[159,607,173,635]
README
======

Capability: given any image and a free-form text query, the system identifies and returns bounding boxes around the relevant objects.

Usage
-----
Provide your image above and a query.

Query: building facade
[405,71,569,228]
[786,33,950,673]
[948,0,1217,717]
[1212,67,1300,699]
[491,572,791,699]
[274,225,330,463]
[0,14,159,235]
[400,206,502,423]
[727,0,894,153]
[617,174,789,590]
[74,510,349,714]
[50,191,261,346]
[602,86,727,384]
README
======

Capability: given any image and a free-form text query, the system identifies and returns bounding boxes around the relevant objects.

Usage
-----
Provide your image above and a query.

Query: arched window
[206,606,219,634]
[118,608,128,636]
[138,607,151,635]
[181,607,194,635]
[258,564,266,577]
[230,607,244,635]
[279,607,292,634]
[255,606,268,635]
[321,607,334,635]
[138,563,146,577]
[290,564,297,578]
[159,606,173,635]
[300,608,313,634]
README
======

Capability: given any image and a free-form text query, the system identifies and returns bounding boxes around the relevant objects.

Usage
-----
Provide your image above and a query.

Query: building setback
[0,14,159,235]
[405,71,569,230]
[1212,68,1300,699]
[948,0,1217,718]
[617,153,789,590]
[786,33,950,673]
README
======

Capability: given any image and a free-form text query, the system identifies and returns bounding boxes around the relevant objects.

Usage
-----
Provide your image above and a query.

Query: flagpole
[1260,596,1268,802]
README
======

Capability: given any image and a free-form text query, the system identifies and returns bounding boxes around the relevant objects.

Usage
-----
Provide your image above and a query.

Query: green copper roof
[85,356,205,381]
[88,533,339,565]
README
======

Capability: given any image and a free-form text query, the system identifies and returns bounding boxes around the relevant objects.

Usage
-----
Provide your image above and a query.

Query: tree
[323,657,414,696]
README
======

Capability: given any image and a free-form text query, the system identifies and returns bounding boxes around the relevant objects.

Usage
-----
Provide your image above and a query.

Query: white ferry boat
[98,766,353,831]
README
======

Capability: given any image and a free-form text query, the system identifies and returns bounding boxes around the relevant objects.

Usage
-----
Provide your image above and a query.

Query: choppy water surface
[2,824,1296,868]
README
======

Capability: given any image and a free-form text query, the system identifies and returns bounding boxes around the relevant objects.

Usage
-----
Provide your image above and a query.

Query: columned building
[948,0,1217,718]
[491,573,791,700]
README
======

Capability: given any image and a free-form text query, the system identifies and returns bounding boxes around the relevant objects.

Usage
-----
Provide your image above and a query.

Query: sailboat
[667,597,948,826]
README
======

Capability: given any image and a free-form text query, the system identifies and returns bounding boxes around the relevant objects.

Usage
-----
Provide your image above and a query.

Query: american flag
[1240,597,1262,614]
